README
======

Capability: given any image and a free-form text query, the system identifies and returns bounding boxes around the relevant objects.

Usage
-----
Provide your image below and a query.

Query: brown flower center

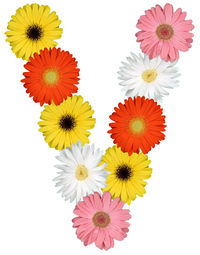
[116,165,132,181]
[59,115,76,131]
[92,211,111,228]
[156,24,174,40]
[26,25,42,41]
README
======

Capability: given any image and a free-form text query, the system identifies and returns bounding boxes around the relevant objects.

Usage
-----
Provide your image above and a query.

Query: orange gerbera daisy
[21,47,80,106]
[108,96,166,154]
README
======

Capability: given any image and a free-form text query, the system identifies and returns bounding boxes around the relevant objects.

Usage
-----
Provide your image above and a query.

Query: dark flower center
[156,24,174,40]
[59,115,76,131]
[26,25,42,41]
[116,165,132,180]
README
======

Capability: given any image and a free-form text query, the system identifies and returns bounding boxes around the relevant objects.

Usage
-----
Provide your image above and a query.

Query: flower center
[142,69,158,83]
[130,118,145,134]
[156,24,174,40]
[43,69,59,86]
[75,165,88,181]
[26,25,42,41]
[116,165,132,181]
[59,115,76,131]
[92,211,111,228]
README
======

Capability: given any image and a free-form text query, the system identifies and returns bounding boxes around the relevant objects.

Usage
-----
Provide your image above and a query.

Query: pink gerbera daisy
[72,192,131,250]
[136,3,194,62]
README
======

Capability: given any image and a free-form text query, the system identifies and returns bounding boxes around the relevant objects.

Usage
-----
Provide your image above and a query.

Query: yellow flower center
[130,118,145,134]
[142,69,158,83]
[75,165,88,181]
[43,69,59,86]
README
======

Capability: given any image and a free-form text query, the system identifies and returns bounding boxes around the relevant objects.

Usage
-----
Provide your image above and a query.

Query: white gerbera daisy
[54,141,107,203]
[118,53,180,101]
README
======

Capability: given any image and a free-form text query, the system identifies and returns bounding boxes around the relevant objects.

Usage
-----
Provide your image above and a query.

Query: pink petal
[83,232,91,246]
[136,31,143,42]
[103,229,112,250]
[72,217,91,227]
[102,191,111,211]
[95,228,105,250]
[111,209,131,221]
[77,201,92,214]
[144,36,160,57]
[108,224,126,241]
[175,48,179,59]
[83,195,94,210]
[136,22,155,32]
[110,236,114,248]
[173,11,187,25]
[137,15,156,29]
[114,220,130,229]
[108,197,121,213]
[144,10,158,26]
[151,6,159,23]
[155,4,165,23]
[136,31,154,41]
[187,38,193,43]
[172,36,189,51]
[114,200,125,211]
[76,225,86,238]
[176,31,194,40]
[94,192,103,210]
[168,42,176,61]
[89,227,99,243]
[88,193,96,208]
[175,32,194,48]
[73,208,90,218]
[78,223,95,240]
[154,40,163,56]
[122,228,129,233]
[164,3,173,24]
[174,21,194,31]
[171,8,182,24]
[84,229,96,246]
[74,202,93,218]
[160,40,169,60]
[186,37,193,48]
[140,34,158,49]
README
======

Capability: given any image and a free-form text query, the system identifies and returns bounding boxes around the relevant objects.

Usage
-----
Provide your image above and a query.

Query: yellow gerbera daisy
[102,146,152,204]
[5,4,63,60]
[38,95,96,150]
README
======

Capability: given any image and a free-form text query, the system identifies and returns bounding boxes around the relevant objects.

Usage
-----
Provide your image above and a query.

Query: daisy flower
[72,192,131,250]
[136,3,194,62]
[54,141,107,203]
[38,95,96,150]
[5,4,62,60]
[102,146,152,204]
[108,96,166,155]
[21,48,80,106]
[118,53,180,101]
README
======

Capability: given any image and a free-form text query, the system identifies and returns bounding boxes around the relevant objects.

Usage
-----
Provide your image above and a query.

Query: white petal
[118,53,180,101]
[53,142,107,204]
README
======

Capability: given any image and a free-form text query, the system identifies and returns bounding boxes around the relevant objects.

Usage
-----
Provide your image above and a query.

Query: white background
[0,0,200,254]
